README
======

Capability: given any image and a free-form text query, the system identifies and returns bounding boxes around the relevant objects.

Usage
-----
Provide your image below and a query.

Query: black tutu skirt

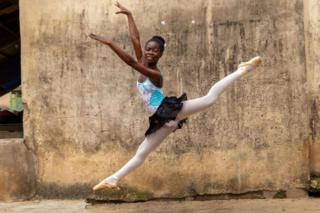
[145,93,188,136]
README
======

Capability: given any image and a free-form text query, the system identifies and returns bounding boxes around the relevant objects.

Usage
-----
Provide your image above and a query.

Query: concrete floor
[0,199,319,213]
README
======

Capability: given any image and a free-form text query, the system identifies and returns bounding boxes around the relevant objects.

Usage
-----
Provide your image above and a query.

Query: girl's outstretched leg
[176,56,262,121]
[93,125,174,191]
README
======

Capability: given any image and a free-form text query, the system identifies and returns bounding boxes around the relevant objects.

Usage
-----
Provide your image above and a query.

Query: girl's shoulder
[137,74,147,83]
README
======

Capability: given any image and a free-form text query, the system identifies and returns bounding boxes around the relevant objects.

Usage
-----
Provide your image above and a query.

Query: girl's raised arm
[115,2,143,63]
[89,34,161,85]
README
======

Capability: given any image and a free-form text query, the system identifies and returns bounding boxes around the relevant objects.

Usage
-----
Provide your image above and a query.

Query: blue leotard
[137,78,164,113]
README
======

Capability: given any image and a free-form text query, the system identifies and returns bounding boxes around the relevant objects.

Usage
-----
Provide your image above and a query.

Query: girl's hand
[89,33,111,45]
[115,1,131,16]
[165,121,179,130]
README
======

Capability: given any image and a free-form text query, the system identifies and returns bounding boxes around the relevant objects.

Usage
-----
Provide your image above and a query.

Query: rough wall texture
[20,0,312,199]
[0,139,36,201]
[304,0,320,176]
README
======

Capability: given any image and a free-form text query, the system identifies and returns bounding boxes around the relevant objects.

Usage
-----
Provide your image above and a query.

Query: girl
[89,2,262,191]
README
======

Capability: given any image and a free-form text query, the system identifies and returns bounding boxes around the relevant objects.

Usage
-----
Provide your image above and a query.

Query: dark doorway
[0,0,22,138]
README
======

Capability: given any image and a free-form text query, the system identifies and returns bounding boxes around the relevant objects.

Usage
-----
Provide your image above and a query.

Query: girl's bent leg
[176,60,259,121]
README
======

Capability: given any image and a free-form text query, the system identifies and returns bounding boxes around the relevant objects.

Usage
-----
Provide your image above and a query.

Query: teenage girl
[89,1,262,191]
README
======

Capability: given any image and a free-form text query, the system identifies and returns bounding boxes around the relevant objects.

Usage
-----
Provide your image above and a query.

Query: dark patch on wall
[273,190,286,198]
[76,44,88,61]
[294,1,304,16]
[0,140,37,200]
[252,137,270,150]
[192,191,265,201]
[170,134,195,155]
[311,98,320,142]
[37,182,92,199]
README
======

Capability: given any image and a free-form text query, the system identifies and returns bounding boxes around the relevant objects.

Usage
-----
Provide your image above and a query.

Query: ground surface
[0,199,319,213]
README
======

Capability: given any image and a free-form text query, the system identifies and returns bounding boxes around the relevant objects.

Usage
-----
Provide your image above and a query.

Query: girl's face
[144,41,163,64]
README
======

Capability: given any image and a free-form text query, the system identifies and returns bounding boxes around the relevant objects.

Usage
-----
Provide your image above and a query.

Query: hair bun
[152,36,165,45]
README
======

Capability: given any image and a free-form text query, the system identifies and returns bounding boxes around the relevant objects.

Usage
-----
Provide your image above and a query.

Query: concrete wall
[19,0,313,199]
[304,0,320,176]
[0,139,36,201]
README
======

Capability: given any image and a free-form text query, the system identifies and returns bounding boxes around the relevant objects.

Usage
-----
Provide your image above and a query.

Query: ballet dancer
[89,1,262,191]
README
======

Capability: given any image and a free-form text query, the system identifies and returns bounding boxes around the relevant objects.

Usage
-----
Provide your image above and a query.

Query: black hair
[148,35,165,52]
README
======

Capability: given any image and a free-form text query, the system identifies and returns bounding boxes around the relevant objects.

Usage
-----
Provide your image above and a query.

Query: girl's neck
[147,64,157,69]
[143,60,158,69]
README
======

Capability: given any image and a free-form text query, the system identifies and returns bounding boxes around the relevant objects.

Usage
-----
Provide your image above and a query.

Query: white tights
[105,66,252,185]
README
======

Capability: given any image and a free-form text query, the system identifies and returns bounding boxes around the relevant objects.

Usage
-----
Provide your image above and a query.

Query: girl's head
[144,36,165,64]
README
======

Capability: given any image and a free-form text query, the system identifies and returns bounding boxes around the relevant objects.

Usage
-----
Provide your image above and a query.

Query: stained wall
[18,0,313,198]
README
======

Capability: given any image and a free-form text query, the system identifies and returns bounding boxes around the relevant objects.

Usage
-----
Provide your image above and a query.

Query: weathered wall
[0,139,36,201]
[304,0,320,176]
[20,0,312,199]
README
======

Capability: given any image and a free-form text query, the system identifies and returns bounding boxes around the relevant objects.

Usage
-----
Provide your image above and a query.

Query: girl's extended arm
[115,2,143,63]
[89,34,161,82]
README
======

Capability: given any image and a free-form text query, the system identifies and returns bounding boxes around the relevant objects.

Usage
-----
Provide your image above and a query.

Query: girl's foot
[238,56,262,70]
[92,176,119,191]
